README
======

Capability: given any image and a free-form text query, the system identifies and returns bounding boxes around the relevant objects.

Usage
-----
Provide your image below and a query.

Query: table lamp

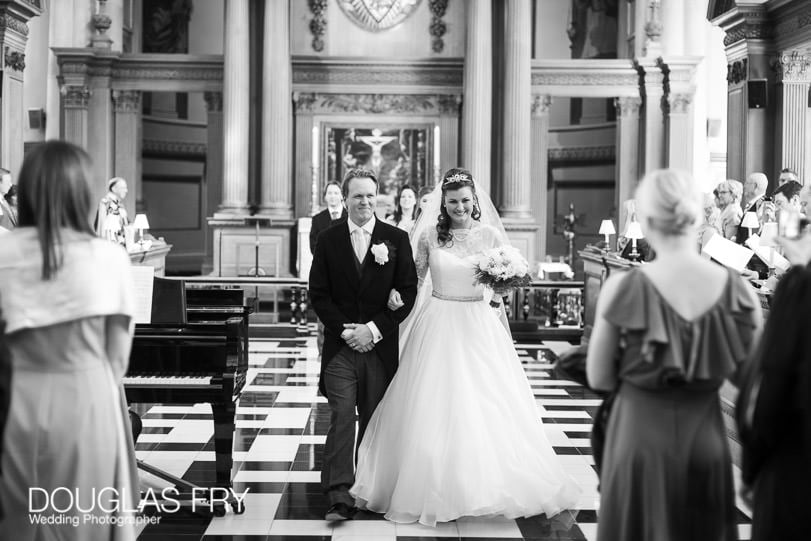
[132,213,150,248]
[741,211,759,239]
[598,219,616,250]
[625,220,644,261]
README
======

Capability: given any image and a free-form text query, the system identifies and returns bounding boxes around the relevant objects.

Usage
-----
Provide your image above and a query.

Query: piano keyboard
[123,375,213,387]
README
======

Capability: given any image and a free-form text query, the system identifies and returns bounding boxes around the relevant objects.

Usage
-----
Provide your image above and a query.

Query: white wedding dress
[350,223,581,526]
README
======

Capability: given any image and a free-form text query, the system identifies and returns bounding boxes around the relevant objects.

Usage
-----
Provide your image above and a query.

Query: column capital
[531,94,552,116]
[61,85,90,109]
[204,91,223,112]
[727,58,748,85]
[438,93,462,115]
[3,47,24,72]
[667,93,692,114]
[614,96,642,117]
[773,50,811,84]
[112,89,140,113]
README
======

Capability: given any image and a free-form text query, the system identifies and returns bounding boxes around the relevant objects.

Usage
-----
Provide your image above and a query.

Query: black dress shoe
[325,502,355,521]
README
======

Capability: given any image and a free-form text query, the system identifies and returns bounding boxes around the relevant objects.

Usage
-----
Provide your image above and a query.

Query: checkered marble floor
[133,324,753,541]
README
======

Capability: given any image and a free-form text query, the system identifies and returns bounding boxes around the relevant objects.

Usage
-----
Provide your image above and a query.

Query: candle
[312,126,319,170]
[433,125,440,173]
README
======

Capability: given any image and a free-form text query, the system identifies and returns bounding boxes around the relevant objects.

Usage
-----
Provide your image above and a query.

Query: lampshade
[741,211,759,229]
[132,213,150,230]
[760,221,779,247]
[599,219,616,235]
[625,221,644,240]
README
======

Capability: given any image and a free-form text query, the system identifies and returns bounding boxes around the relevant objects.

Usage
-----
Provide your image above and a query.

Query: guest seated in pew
[0,141,138,540]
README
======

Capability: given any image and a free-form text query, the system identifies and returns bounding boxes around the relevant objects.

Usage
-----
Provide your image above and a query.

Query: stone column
[615,97,642,228]
[666,93,694,171]
[774,51,811,184]
[461,0,492,194]
[0,1,42,175]
[219,0,250,214]
[530,95,551,258]
[499,0,532,221]
[438,95,461,177]
[62,85,91,149]
[203,91,223,272]
[260,0,293,218]
[637,59,666,173]
[113,90,141,218]
[661,57,699,172]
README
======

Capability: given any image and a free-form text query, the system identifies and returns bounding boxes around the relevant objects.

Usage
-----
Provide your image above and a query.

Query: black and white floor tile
[133,324,753,540]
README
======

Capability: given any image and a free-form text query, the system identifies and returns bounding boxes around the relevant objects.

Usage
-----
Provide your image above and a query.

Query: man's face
[0,174,11,196]
[743,178,757,202]
[112,180,128,200]
[324,184,342,208]
[779,172,798,186]
[775,192,802,212]
[345,176,377,226]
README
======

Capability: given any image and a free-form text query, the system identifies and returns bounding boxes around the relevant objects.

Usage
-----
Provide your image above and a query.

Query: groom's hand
[342,323,374,352]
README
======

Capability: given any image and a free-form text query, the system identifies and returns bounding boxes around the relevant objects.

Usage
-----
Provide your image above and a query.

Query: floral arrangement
[474,246,532,307]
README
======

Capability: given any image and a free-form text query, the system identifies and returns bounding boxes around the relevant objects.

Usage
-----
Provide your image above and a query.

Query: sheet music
[131,266,155,324]
[702,234,754,273]
[744,234,791,271]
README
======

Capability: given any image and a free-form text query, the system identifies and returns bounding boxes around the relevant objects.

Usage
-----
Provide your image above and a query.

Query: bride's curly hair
[437,167,481,246]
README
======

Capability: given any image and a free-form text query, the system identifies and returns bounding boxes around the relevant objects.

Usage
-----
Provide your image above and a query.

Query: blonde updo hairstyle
[634,169,702,237]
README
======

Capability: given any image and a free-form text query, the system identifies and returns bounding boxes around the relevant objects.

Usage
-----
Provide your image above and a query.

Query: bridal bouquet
[474,246,532,307]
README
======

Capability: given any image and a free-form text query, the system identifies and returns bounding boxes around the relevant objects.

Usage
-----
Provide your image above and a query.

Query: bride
[350,168,581,526]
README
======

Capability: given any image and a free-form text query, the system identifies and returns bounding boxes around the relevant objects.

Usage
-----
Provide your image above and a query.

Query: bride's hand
[388,288,405,311]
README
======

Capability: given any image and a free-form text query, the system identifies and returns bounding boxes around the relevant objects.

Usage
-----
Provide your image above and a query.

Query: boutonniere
[370,241,392,265]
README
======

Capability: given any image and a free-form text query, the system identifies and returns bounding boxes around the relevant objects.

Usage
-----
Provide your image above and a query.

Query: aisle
[133,325,753,540]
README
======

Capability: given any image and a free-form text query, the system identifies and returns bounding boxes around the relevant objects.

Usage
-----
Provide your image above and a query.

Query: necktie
[331,211,339,220]
[352,228,367,263]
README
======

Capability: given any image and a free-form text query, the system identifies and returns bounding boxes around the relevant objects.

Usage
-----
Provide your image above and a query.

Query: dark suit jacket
[0,310,11,499]
[309,207,347,255]
[309,219,418,397]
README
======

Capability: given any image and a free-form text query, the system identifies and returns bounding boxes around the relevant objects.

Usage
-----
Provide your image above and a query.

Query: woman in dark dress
[586,169,763,541]
[736,263,811,540]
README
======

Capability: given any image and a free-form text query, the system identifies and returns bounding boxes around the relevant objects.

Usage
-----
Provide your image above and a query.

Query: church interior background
[16,0,806,278]
[2,1,811,540]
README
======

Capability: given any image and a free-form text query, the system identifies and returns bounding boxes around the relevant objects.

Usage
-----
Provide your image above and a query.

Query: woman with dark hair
[350,168,579,526]
[737,262,811,540]
[385,184,418,233]
[0,141,138,540]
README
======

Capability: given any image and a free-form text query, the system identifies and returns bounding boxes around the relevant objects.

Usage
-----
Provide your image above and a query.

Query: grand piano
[124,279,250,514]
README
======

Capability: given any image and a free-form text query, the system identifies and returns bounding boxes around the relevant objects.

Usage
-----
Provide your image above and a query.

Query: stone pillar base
[503,221,540,269]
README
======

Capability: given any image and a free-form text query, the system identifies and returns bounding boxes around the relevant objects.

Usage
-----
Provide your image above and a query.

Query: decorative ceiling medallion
[337,0,422,32]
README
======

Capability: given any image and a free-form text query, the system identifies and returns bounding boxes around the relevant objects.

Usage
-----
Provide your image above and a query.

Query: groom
[309,168,418,521]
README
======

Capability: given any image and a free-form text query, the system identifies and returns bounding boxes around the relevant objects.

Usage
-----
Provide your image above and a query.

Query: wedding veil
[399,171,511,342]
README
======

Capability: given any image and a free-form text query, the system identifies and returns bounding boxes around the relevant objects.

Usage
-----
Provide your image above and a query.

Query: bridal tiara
[443,173,473,185]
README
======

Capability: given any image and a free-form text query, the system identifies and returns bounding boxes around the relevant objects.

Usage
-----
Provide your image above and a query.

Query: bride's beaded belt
[431,291,484,302]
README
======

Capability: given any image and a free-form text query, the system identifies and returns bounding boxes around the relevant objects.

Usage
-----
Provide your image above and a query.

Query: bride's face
[443,186,475,227]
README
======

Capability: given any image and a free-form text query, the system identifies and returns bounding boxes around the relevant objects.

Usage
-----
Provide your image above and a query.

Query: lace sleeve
[415,229,431,288]
[478,223,506,251]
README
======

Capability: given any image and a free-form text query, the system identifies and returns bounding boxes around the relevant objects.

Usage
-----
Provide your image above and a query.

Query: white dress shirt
[346,216,382,344]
